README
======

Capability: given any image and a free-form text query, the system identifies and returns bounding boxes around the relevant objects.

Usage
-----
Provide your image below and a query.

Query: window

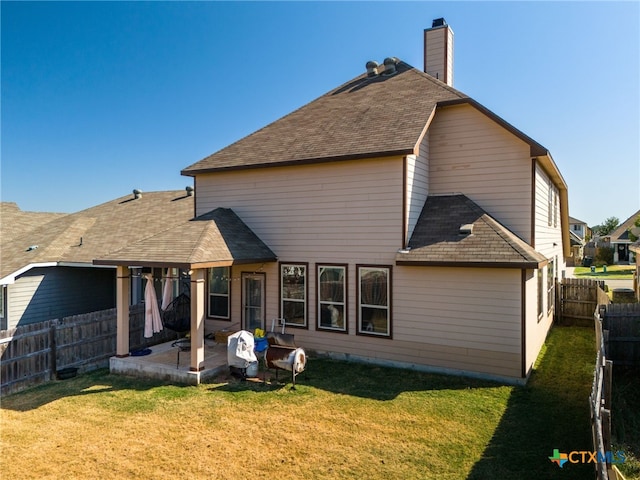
[0,286,6,330]
[548,182,553,226]
[318,265,347,332]
[208,267,230,318]
[553,191,558,228]
[280,264,307,327]
[547,260,555,314]
[358,266,391,336]
[537,268,544,319]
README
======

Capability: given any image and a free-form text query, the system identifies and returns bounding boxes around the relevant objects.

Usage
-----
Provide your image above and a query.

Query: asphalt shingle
[397,194,548,268]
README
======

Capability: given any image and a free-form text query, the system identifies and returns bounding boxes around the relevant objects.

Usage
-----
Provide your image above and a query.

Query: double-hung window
[318,265,347,332]
[208,267,230,319]
[0,286,6,330]
[537,268,544,320]
[547,260,555,314]
[358,266,391,337]
[280,263,307,327]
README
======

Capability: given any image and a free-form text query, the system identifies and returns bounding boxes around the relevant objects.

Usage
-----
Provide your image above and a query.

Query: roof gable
[93,208,276,268]
[608,209,640,241]
[397,194,547,268]
[182,61,467,175]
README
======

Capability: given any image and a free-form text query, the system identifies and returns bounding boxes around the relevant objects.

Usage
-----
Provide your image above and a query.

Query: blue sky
[1,1,638,228]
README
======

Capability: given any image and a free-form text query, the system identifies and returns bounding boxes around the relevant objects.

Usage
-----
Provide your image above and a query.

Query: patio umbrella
[161,269,174,311]
[143,273,163,338]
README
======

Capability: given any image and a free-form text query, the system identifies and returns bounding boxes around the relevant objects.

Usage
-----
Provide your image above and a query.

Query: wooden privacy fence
[591,314,613,480]
[557,278,608,326]
[0,305,178,396]
[600,303,640,367]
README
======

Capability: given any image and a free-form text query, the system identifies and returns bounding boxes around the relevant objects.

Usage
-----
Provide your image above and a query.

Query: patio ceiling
[93,207,277,269]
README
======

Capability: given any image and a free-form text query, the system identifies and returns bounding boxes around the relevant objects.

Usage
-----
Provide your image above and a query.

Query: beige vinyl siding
[405,134,429,242]
[196,157,404,263]
[424,26,453,85]
[533,162,564,261]
[204,264,523,380]
[524,268,553,376]
[392,266,522,378]
[446,26,454,86]
[429,103,532,242]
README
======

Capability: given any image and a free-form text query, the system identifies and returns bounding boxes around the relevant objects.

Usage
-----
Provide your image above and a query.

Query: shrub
[595,246,614,266]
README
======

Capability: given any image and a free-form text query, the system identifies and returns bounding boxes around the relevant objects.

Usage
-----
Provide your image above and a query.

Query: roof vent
[366,60,380,77]
[186,186,194,196]
[133,189,142,200]
[432,18,447,28]
[26,245,39,252]
[459,224,474,235]
[382,57,399,75]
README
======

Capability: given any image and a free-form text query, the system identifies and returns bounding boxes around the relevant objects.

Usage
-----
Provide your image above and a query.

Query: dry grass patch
[1,327,595,479]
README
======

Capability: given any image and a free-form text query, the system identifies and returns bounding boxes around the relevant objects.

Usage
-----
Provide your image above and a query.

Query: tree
[628,215,640,242]
[592,216,619,236]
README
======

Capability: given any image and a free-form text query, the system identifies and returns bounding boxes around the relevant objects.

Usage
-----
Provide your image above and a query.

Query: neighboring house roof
[93,208,277,269]
[569,230,584,246]
[182,60,553,177]
[608,209,640,242]
[396,194,548,268]
[0,202,68,243]
[0,191,194,284]
[568,216,587,225]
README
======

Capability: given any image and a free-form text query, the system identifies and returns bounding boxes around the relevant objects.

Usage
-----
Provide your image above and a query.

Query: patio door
[242,273,265,331]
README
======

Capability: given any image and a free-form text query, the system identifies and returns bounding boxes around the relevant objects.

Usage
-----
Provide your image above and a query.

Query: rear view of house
[98,19,568,384]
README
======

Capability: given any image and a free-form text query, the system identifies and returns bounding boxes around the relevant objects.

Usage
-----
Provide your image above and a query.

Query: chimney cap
[432,18,447,28]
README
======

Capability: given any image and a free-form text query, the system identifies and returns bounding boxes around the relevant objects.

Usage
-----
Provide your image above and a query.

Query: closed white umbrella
[143,273,163,338]
[161,269,174,311]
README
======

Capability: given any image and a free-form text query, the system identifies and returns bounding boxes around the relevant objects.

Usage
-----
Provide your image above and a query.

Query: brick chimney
[423,18,454,86]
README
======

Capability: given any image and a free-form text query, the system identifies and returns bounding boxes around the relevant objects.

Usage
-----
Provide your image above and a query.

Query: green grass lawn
[1,326,598,479]
[574,265,635,280]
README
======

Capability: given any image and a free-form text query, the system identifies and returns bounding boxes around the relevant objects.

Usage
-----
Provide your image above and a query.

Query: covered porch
[93,207,277,384]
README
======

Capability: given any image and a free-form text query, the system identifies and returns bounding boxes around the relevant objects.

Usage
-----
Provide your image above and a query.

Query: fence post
[49,319,57,380]
[604,360,613,410]
[602,408,612,466]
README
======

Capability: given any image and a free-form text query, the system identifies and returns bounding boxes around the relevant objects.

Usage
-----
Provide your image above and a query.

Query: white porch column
[116,265,130,357]
[190,268,206,371]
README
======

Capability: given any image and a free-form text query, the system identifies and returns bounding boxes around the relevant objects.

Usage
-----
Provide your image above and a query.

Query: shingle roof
[396,194,548,268]
[608,209,640,242]
[0,202,68,243]
[1,191,194,282]
[568,216,587,225]
[181,61,468,174]
[93,208,277,268]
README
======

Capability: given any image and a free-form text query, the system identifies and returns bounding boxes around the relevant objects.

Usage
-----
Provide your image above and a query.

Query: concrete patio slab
[109,338,228,385]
